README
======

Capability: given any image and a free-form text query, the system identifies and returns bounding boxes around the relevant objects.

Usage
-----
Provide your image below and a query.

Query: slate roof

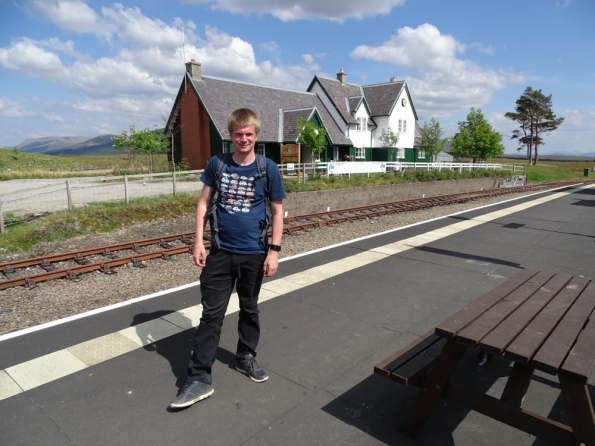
[186,75,352,146]
[311,76,362,125]
[310,76,408,123]
[362,82,405,117]
[347,96,363,114]
[282,108,314,142]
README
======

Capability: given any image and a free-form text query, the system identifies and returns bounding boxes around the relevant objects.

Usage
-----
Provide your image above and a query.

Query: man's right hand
[193,243,207,267]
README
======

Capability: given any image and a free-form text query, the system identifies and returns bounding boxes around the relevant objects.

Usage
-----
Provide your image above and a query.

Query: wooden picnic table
[375,268,595,446]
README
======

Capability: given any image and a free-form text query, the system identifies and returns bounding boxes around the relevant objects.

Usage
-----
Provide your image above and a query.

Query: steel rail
[0,180,588,290]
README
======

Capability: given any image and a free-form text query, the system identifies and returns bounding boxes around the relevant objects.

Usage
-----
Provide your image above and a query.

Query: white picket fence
[286,161,524,178]
[0,162,523,233]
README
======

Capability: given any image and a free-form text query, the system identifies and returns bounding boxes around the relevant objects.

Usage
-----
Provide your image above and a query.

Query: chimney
[186,59,202,81]
[337,68,347,85]
[390,77,396,83]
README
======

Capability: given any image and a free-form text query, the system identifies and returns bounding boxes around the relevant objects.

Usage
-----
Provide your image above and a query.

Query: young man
[170,108,286,409]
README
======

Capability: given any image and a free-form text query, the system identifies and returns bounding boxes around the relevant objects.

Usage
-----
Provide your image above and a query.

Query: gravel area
[0,192,536,336]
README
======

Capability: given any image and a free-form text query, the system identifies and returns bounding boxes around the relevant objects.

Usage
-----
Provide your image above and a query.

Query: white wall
[387,90,416,149]
[349,105,372,153]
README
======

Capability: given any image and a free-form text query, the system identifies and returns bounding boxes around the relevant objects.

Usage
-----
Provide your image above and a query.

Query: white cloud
[179,0,406,22]
[557,110,595,130]
[0,97,37,118]
[470,42,493,55]
[0,1,322,146]
[556,0,572,9]
[23,0,113,41]
[0,38,66,79]
[259,41,280,54]
[351,24,525,117]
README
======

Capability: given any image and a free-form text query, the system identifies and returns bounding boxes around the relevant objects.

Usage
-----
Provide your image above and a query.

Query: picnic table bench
[375,269,595,446]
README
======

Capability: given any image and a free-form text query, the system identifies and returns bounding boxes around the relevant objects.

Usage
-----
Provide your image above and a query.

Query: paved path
[1,176,202,215]
[1,183,594,445]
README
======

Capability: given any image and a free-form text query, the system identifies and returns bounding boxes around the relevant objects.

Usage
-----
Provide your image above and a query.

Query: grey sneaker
[170,381,214,408]
[235,354,269,382]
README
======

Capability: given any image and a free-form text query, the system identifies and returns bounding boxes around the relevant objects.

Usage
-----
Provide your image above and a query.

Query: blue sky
[1,0,594,155]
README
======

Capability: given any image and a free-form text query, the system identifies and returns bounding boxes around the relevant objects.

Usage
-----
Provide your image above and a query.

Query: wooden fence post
[66,180,73,211]
[124,175,129,204]
[0,199,4,234]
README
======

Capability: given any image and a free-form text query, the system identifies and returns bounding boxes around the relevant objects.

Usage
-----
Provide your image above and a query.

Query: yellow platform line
[1,184,590,401]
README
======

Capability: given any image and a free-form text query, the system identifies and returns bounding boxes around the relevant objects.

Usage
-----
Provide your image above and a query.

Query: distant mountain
[18,136,90,153]
[17,135,120,155]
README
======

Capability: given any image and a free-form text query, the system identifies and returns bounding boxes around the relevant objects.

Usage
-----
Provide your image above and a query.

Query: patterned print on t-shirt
[218,172,256,214]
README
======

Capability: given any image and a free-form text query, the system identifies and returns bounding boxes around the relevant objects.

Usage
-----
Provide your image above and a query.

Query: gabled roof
[309,76,363,125]
[282,108,314,142]
[362,82,405,116]
[347,96,363,115]
[177,74,351,146]
[309,75,418,122]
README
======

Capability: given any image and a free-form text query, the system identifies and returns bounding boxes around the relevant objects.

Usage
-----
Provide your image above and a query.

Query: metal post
[66,180,73,211]
[172,171,177,197]
[124,175,129,204]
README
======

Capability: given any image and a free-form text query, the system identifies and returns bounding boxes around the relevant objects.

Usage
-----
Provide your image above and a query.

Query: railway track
[0,181,585,291]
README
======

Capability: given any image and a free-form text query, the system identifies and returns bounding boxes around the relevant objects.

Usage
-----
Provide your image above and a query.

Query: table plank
[435,268,539,339]
[374,330,439,378]
[391,338,447,386]
[532,280,595,375]
[479,273,571,356]
[456,271,555,347]
[504,276,591,365]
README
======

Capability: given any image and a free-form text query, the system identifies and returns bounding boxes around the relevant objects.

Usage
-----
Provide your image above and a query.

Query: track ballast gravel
[0,191,536,335]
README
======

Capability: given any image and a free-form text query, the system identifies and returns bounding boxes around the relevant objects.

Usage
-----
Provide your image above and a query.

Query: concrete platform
[1,183,594,446]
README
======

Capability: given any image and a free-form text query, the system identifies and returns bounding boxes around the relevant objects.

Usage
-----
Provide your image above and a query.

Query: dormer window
[357,116,367,132]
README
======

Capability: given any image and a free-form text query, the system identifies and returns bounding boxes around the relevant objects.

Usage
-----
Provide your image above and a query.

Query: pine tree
[505,87,564,165]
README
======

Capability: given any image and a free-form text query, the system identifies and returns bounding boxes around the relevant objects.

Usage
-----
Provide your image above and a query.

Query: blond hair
[227,108,261,135]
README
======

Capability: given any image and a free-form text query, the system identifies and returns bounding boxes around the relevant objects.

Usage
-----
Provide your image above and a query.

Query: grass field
[1,150,594,254]
[0,149,170,180]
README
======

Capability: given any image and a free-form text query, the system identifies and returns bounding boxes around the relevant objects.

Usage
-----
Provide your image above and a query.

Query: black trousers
[186,249,266,385]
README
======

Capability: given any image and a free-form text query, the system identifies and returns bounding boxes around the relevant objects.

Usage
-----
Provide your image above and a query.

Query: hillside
[16,135,120,156]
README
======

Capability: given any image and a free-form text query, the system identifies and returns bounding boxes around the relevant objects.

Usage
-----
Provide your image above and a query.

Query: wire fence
[0,171,204,232]
[0,162,524,233]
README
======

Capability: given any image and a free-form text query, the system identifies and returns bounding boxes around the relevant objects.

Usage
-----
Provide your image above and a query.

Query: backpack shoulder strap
[254,154,269,197]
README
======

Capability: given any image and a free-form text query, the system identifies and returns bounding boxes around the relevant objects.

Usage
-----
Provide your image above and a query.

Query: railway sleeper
[131,258,147,268]
[65,270,81,282]
[100,263,117,275]
[74,253,90,265]
[103,248,117,259]
[181,235,194,245]
[25,278,38,290]
[159,239,174,249]
[3,265,16,278]
[40,258,56,272]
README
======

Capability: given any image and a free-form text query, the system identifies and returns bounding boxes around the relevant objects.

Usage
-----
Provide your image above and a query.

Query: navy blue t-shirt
[201,155,286,254]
